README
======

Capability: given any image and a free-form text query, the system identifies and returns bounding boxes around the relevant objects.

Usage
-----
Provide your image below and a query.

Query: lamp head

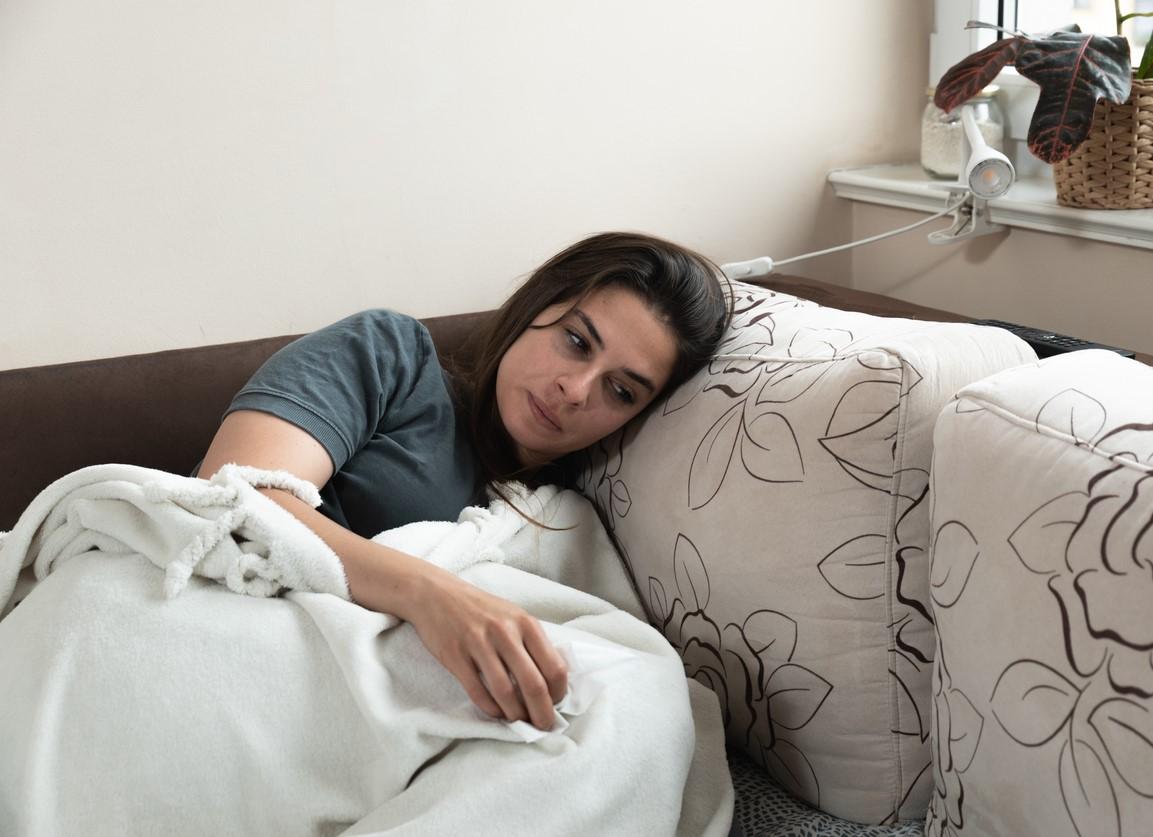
[965,147,1014,199]
[960,104,1014,200]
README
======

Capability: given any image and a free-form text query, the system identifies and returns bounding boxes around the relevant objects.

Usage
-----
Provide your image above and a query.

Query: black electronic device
[970,319,1136,359]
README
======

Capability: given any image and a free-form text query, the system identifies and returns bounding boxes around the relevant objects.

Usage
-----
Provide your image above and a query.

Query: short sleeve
[226,310,436,473]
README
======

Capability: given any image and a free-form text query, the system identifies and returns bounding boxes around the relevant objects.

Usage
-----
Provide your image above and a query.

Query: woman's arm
[198,410,568,731]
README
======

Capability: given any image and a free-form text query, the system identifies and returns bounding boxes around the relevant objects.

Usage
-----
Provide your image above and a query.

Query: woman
[197,231,729,733]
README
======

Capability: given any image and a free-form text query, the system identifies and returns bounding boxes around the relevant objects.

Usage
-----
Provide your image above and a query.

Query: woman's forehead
[563,287,677,377]
[548,284,653,320]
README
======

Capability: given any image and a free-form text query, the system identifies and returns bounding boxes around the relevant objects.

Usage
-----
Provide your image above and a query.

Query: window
[1003,0,1153,60]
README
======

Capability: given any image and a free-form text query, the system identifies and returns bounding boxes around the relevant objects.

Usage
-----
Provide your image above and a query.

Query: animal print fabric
[730,748,924,837]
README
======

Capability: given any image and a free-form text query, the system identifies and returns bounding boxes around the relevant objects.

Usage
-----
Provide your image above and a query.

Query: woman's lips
[528,393,561,432]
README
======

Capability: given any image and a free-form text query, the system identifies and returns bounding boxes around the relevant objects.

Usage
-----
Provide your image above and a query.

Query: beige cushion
[927,350,1153,837]
[577,282,1035,824]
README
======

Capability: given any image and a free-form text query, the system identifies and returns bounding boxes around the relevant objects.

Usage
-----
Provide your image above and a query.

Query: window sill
[828,163,1153,251]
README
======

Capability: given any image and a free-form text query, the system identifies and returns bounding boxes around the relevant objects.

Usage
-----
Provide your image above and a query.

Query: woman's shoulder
[252,310,438,386]
[332,308,427,334]
[318,309,435,355]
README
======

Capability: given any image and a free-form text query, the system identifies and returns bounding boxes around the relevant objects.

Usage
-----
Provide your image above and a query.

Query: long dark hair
[451,231,730,492]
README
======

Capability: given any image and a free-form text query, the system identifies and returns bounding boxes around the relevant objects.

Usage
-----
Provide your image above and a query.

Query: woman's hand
[400,570,569,731]
[199,411,568,730]
[271,481,569,732]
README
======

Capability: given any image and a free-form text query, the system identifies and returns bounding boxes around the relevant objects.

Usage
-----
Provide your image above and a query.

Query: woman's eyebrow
[574,310,604,349]
[623,369,656,393]
[574,309,656,393]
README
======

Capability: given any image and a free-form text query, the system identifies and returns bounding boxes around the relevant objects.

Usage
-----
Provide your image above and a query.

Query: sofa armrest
[0,310,494,532]
[0,335,300,532]
[927,350,1153,837]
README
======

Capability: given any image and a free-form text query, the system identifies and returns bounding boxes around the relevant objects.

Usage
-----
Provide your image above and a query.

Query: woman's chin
[512,439,553,469]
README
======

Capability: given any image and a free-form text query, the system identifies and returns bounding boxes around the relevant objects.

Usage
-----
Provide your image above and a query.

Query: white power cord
[721,196,970,280]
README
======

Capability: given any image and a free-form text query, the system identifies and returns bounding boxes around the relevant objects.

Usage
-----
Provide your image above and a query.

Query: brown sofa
[0,310,494,532]
[0,276,960,533]
[0,276,1002,837]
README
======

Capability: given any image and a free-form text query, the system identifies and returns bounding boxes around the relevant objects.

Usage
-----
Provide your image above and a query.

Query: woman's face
[495,285,678,468]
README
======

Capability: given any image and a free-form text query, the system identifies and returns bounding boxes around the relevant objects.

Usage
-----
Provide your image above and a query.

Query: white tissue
[499,640,639,743]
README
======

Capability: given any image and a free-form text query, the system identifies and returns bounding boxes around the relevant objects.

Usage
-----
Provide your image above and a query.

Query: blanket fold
[0,463,348,616]
[0,465,733,837]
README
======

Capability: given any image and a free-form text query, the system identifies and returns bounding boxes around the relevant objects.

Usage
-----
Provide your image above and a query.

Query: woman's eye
[565,328,590,355]
[610,381,636,405]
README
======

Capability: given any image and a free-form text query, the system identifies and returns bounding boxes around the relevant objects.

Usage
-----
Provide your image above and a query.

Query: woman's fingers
[447,659,504,721]
[464,616,569,730]
[406,572,570,730]
[472,646,530,725]
[495,645,555,731]
[522,624,569,705]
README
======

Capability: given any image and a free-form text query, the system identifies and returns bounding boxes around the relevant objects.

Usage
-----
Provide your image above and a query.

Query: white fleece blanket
[0,465,733,837]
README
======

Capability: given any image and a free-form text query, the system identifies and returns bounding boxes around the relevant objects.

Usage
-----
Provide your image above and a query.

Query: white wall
[0,1,932,369]
[848,204,1153,357]
[843,0,1153,356]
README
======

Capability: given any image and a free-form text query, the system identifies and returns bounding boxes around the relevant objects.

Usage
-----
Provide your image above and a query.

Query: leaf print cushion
[928,350,1153,837]
[574,282,1035,824]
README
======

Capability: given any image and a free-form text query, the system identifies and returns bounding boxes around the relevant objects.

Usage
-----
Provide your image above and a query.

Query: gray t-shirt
[226,309,481,538]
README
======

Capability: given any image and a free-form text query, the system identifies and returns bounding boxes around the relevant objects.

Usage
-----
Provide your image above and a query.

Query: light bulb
[961,105,1014,199]
[968,157,1013,199]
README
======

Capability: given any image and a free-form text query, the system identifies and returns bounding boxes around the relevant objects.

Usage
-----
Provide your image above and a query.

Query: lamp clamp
[926,187,1006,244]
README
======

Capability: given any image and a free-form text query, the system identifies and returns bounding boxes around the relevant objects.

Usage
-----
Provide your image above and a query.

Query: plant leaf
[673,533,710,610]
[1089,698,1153,797]
[935,38,1023,112]
[763,738,820,806]
[1139,33,1153,81]
[892,655,928,739]
[740,609,798,663]
[609,478,631,521]
[687,402,742,510]
[1015,31,1132,163]
[991,659,1079,746]
[740,410,804,483]
[1059,737,1120,837]
[764,664,833,730]
[1036,388,1107,441]
[946,687,984,772]
[929,520,980,608]
[818,534,887,600]
[648,576,669,624]
[754,360,833,404]
[1006,491,1086,575]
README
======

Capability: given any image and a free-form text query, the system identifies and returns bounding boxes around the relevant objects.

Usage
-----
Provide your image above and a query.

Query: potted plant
[935,3,1153,208]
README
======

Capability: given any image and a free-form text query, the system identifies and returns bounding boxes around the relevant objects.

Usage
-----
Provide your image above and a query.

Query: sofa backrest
[574,281,1037,823]
[0,310,493,531]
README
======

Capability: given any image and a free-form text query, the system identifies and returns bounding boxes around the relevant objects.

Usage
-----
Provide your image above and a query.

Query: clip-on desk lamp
[721,104,1016,281]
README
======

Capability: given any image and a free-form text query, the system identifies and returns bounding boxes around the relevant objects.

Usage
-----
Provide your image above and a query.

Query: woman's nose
[557,369,594,406]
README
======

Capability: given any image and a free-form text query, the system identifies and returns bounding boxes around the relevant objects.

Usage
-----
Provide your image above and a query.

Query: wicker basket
[1053,75,1153,209]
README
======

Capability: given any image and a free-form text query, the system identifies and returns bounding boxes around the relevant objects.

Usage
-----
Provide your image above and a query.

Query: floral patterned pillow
[927,350,1153,837]
[576,282,1035,824]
